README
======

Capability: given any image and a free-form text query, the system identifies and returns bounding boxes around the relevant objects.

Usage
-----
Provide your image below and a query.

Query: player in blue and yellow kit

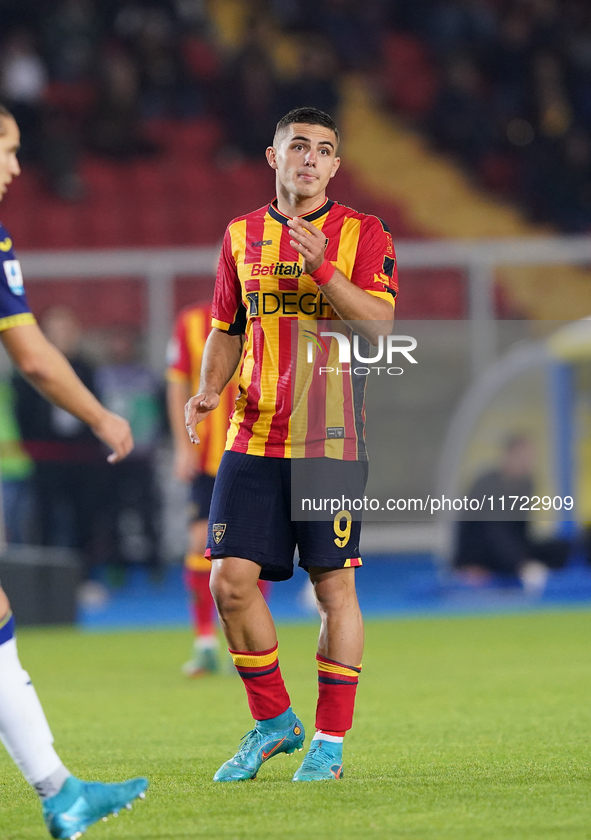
[0,104,148,838]
[185,107,397,782]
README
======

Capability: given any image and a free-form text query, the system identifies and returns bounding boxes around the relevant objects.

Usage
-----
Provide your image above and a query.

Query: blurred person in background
[107,1,201,118]
[0,378,33,544]
[528,128,591,231]
[0,101,147,840]
[269,0,304,29]
[167,302,269,676]
[530,51,573,142]
[568,5,591,134]
[0,27,48,163]
[453,435,570,596]
[12,305,109,588]
[0,27,83,199]
[221,15,280,159]
[178,8,224,116]
[96,324,164,579]
[486,10,532,126]
[428,55,495,172]
[425,0,496,57]
[278,34,340,120]
[131,6,201,118]
[316,0,384,72]
[42,0,99,84]
[87,46,158,160]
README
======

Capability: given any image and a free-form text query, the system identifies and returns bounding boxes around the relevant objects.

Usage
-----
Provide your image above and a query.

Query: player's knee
[312,586,337,615]
[210,568,252,615]
[312,573,357,614]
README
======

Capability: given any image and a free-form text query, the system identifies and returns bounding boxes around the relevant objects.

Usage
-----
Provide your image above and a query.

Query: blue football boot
[292,738,344,781]
[42,775,148,839]
[214,708,305,781]
[181,645,219,677]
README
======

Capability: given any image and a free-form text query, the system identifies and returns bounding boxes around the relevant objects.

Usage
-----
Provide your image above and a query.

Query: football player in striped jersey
[185,107,397,782]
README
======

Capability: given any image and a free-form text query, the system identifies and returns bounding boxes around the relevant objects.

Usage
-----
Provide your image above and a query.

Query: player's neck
[274,187,327,219]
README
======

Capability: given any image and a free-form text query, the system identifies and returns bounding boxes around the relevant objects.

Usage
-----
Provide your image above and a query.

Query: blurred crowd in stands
[0,0,348,197]
[3,0,591,232]
[390,0,591,232]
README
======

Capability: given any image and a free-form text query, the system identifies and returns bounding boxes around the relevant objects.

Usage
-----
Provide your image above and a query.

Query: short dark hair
[275,107,339,145]
[0,103,14,135]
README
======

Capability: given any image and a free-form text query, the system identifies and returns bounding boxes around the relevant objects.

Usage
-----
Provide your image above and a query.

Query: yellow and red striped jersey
[166,303,238,476]
[212,198,398,461]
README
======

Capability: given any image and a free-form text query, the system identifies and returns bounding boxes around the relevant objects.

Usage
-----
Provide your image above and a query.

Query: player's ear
[266,146,278,170]
[330,156,341,178]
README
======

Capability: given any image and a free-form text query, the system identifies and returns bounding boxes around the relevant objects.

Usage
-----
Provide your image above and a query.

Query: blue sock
[256,706,296,733]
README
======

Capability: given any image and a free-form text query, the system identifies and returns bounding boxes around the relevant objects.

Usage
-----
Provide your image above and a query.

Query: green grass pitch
[1,611,591,840]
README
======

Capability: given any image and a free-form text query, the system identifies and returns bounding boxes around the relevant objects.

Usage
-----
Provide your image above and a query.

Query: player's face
[266,123,340,202]
[0,117,21,202]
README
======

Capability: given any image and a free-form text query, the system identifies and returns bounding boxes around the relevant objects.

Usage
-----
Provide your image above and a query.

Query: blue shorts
[206,451,367,582]
[189,473,216,523]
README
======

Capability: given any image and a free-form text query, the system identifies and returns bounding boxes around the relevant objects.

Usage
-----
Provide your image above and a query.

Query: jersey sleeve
[0,228,36,332]
[211,227,246,334]
[166,311,191,384]
[350,216,398,309]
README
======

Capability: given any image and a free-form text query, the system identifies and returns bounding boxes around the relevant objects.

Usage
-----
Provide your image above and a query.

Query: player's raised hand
[91,409,134,463]
[287,217,327,274]
[185,391,220,444]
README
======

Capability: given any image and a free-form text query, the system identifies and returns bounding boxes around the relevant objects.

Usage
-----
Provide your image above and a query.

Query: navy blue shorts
[189,473,216,523]
[206,451,368,582]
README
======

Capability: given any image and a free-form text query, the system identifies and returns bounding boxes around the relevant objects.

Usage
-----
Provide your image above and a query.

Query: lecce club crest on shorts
[212,523,226,545]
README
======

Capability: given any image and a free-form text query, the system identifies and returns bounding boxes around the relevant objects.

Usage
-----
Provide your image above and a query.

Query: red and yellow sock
[230,642,291,721]
[184,567,216,638]
[315,653,361,733]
